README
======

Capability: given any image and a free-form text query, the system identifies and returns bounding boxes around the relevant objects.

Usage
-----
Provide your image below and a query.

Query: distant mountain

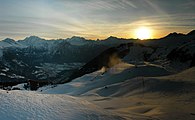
[0,38,24,48]
[66,36,89,45]
[0,35,130,86]
[164,32,185,38]
[2,38,15,43]
[0,30,195,88]
[187,30,195,36]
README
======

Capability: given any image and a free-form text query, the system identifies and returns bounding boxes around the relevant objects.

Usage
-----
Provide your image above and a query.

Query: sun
[135,27,152,40]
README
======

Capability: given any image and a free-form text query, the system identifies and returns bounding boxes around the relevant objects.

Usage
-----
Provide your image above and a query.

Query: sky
[0,0,195,40]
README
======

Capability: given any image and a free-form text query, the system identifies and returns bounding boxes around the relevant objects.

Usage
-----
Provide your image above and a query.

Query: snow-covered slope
[17,36,62,51]
[0,90,124,120]
[0,38,25,48]
[38,62,195,120]
[39,62,171,95]
[0,38,26,57]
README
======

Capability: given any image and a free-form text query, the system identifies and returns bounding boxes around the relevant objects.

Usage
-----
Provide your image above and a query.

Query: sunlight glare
[135,27,151,40]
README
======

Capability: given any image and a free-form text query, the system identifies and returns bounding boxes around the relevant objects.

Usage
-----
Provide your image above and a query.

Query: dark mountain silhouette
[0,30,195,89]
[187,30,195,36]
[65,43,133,82]
[163,32,185,38]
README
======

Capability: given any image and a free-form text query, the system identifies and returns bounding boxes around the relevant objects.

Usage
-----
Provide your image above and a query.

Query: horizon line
[1,29,194,41]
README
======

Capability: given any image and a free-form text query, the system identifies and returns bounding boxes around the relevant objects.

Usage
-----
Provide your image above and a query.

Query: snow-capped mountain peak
[17,36,49,48]
[0,38,25,48]
[66,36,88,45]
[24,36,43,41]
[2,38,15,43]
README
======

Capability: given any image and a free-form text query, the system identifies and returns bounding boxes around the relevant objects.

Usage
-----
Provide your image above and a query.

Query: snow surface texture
[38,62,195,120]
[40,63,171,95]
[0,90,124,120]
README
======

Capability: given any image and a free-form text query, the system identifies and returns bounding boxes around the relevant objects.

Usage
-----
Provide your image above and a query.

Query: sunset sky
[0,0,195,40]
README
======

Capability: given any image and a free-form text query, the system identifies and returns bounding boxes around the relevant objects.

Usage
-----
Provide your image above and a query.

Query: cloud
[0,0,194,40]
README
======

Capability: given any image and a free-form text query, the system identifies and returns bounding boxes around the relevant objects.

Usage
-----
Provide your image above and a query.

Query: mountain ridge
[0,30,195,90]
[1,29,195,42]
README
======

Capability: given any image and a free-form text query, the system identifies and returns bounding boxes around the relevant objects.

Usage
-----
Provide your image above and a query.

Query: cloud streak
[0,0,194,40]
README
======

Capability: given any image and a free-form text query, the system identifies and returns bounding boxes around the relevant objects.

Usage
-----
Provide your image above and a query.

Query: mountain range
[0,30,195,89]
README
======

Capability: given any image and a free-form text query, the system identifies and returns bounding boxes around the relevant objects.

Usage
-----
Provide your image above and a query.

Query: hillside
[0,30,195,120]
[38,63,195,120]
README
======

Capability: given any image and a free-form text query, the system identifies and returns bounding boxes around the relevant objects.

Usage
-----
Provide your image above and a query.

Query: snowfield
[1,63,195,120]
[0,90,124,120]
[38,62,195,120]
[39,63,171,95]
